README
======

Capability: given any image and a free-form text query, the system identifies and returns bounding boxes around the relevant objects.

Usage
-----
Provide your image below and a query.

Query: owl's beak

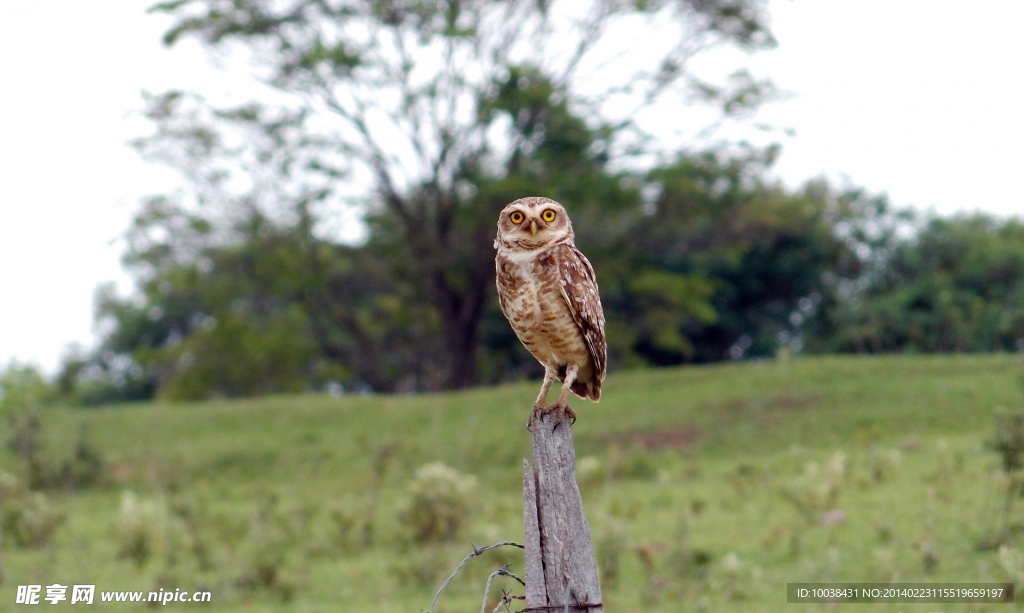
[529,220,538,236]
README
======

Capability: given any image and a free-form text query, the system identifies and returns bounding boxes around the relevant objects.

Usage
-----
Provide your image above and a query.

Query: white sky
[1,0,1022,374]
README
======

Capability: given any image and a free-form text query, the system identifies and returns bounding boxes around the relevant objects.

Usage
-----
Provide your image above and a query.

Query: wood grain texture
[523,409,603,613]
[523,458,548,606]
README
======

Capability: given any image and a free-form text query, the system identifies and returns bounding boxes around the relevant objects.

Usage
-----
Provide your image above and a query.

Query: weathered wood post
[523,409,603,613]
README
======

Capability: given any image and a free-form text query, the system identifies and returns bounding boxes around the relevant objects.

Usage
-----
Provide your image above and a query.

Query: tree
[111,0,778,393]
[85,139,887,402]
[89,193,438,398]
[0,361,55,417]
[595,146,888,365]
[820,213,1024,354]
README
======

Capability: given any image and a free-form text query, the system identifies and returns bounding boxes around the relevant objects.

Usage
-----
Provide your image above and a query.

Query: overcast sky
[1,0,1022,374]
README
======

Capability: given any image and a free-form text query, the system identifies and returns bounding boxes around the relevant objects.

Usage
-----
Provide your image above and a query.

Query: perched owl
[494,197,607,422]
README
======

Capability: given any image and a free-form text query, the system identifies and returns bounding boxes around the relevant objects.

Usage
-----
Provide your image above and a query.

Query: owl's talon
[527,404,544,431]
[544,402,576,427]
[526,400,577,431]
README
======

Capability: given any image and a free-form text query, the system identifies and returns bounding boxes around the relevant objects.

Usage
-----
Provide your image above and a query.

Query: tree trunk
[434,269,488,390]
[523,410,603,613]
[441,316,479,389]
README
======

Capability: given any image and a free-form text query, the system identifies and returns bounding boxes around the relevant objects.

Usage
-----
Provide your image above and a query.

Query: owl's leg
[528,367,558,430]
[533,366,557,410]
[550,364,579,422]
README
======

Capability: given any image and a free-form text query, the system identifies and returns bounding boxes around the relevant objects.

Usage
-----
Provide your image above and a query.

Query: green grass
[3,354,1024,612]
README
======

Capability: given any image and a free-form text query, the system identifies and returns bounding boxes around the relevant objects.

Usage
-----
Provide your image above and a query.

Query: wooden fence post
[523,409,603,613]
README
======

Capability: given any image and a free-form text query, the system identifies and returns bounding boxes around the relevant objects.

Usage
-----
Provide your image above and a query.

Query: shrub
[781,451,847,524]
[1,472,67,549]
[115,491,167,568]
[576,456,605,493]
[387,548,450,588]
[6,411,108,491]
[399,462,478,543]
[596,520,628,586]
[327,504,362,556]
[234,495,313,602]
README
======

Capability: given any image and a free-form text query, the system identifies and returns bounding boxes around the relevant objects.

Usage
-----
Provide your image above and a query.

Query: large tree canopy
[68,0,788,401]
[44,3,1024,406]
[138,0,777,390]
[61,0,1024,408]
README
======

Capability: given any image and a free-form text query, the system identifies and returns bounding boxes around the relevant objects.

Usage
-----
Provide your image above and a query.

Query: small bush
[2,487,67,548]
[576,456,605,493]
[327,504,362,556]
[115,491,167,568]
[234,495,312,602]
[596,520,628,586]
[399,462,478,544]
[6,411,108,491]
[991,410,1024,472]
[55,439,108,489]
[998,544,1024,584]
[781,451,847,524]
[608,446,658,480]
[388,548,450,588]
[0,470,19,502]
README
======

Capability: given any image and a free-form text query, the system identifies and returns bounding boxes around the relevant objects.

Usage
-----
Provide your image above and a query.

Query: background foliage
[4,3,1024,610]
[4,355,1024,612]
[19,0,1024,406]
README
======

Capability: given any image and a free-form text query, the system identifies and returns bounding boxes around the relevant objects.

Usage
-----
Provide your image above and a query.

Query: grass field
[3,354,1024,612]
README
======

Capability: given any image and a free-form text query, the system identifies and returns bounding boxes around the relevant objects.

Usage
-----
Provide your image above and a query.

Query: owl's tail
[570,379,601,402]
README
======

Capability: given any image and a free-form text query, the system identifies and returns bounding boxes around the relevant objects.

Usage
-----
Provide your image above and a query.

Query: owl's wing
[553,243,607,381]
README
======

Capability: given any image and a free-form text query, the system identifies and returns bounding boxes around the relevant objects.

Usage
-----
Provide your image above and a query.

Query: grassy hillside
[3,354,1024,612]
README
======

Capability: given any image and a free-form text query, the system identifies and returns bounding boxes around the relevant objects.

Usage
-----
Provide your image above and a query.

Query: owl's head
[495,197,574,251]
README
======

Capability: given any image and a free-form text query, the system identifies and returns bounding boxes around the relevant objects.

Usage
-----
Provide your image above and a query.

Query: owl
[494,196,607,422]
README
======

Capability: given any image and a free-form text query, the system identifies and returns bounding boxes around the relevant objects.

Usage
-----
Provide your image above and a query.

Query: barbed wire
[498,566,526,587]
[493,589,525,613]
[481,564,528,613]
[424,541,525,613]
[518,603,602,612]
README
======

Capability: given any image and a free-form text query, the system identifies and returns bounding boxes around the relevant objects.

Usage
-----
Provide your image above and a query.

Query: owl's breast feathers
[495,242,607,401]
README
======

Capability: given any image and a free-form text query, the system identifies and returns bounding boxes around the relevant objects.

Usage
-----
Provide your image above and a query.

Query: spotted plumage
[494,196,607,420]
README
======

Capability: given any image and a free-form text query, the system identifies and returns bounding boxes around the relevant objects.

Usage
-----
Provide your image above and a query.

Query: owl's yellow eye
[509,211,525,224]
[541,209,556,222]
